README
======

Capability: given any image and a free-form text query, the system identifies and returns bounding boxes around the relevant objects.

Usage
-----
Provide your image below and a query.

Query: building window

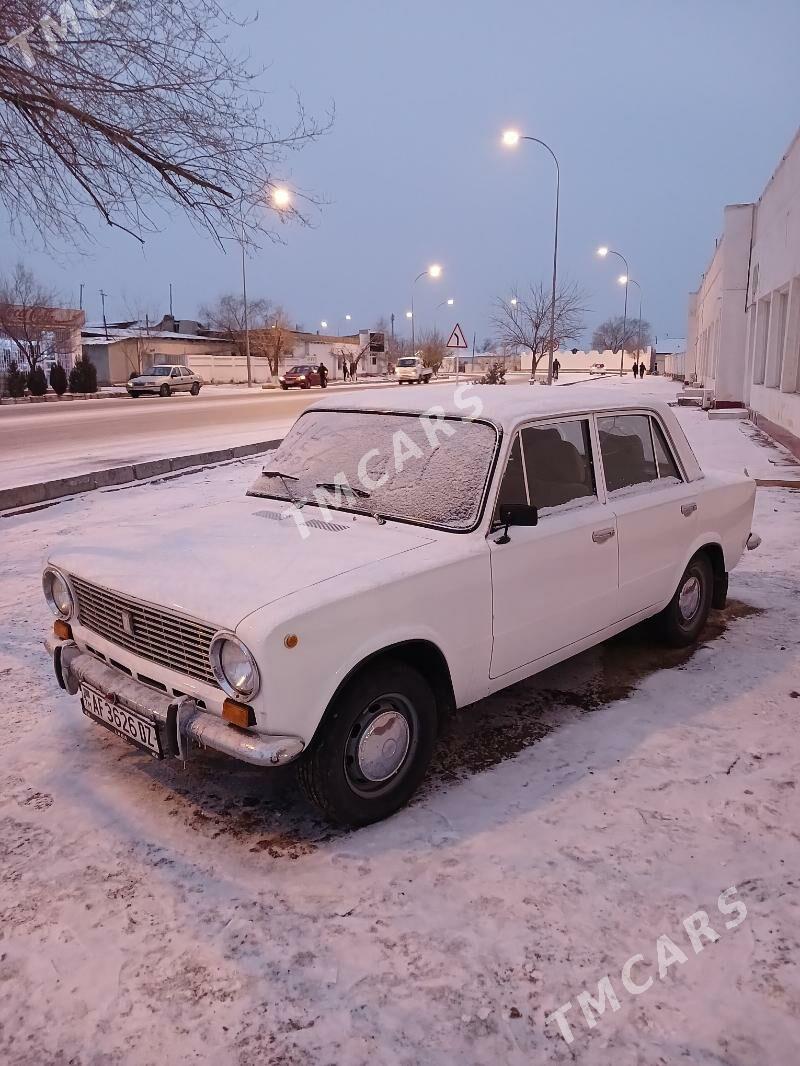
[753,297,770,385]
[767,289,790,389]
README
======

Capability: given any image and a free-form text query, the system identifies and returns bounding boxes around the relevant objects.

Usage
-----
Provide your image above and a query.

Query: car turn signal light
[53,619,72,640]
[222,699,256,729]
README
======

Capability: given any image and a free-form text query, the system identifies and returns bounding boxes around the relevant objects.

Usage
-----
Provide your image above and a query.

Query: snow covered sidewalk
[0,385,799,1065]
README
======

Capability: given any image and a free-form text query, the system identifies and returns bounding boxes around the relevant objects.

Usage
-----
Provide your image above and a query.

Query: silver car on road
[127,365,203,398]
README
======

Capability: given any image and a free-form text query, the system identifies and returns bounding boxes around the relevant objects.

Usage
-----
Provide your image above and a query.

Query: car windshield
[288,366,310,374]
[397,358,418,367]
[147,367,172,376]
[247,409,498,530]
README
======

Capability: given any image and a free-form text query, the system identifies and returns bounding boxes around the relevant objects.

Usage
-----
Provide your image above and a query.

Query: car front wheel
[655,551,713,647]
[129,391,139,398]
[298,658,437,826]
[159,384,171,397]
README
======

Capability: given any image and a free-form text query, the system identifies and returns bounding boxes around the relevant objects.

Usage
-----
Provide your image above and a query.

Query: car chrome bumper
[45,636,304,767]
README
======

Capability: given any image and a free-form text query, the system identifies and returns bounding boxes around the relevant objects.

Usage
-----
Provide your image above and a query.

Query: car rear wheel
[297,658,437,826]
[159,384,171,397]
[190,382,200,396]
[655,551,713,647]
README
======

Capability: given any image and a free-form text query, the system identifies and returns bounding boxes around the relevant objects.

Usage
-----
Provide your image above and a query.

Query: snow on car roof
[311,383,672,428]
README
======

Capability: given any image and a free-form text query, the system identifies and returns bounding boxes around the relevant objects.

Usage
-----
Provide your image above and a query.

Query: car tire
[655,551,713,647]
[297,658,438,826]
[190,382,201,396]
[280,384,289,390]
[159,384,171,397]
[129,391,140,398]
[301,382,310,390]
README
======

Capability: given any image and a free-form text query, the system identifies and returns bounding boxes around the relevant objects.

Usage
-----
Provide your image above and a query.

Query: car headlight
[42,567,74,620]
[209,633,260,701]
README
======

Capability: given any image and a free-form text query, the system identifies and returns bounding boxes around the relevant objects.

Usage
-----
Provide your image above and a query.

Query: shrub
[28,366,48,396]
[50,362,68,395]
[69,354,98,394]
[480,361,507,385]
[7,360,26,397]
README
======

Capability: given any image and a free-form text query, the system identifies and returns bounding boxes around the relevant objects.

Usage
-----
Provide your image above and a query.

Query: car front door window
[488,418,620,678]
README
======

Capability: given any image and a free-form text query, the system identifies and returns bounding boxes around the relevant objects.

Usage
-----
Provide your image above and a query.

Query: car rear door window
[521,419,596,510]
[598,414,659,493]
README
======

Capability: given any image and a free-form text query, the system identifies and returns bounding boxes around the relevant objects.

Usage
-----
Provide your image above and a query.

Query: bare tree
[419,327,446,375]
[0,261,74,370]
[491,281,589,375]
[201,292,293,376]
[591,316,651,354]
[0,1,331,247]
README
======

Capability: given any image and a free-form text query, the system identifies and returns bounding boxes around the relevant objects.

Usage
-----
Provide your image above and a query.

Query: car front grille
[71,576,219,687]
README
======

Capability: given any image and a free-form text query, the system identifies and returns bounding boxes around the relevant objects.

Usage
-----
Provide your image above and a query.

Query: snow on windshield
[248,410,498,530]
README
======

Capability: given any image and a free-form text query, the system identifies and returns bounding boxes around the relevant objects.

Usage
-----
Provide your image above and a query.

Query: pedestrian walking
[632,361,639,379]
[342,361,349,382]
[318,363,328,389]
[552,357,560,381]
[639,361,647,378]
[350,359,357,381]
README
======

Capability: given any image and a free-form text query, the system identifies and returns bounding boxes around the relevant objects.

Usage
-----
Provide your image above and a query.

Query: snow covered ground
[1,378,799,1064]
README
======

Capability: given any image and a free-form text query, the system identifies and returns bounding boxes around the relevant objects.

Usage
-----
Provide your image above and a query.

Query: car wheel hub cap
[679,575,701,621]
[357,708,410,782]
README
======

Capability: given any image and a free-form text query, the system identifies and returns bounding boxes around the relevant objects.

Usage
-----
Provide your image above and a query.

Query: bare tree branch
[591,315,652,355]
[0,1,332,248]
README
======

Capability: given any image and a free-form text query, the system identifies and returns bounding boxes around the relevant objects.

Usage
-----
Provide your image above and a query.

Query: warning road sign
[446,323,468,349]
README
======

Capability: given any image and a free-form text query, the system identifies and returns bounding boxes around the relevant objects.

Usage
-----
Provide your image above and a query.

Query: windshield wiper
[257,469,301,504]
[315,482,371,499]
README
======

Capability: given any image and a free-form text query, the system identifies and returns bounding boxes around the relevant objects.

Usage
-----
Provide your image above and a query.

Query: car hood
[50,497,436,631]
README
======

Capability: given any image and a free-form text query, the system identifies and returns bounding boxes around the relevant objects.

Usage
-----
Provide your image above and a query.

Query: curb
[0,439,281,513]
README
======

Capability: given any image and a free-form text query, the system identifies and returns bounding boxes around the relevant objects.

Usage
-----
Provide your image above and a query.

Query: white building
[688,128,800,453]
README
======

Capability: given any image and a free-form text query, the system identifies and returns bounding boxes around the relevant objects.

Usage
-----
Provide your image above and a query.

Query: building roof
[82,326,230,344]
[653,338,686,355]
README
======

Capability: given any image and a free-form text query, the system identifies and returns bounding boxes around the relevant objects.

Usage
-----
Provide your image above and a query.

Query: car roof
[311,382,670,426]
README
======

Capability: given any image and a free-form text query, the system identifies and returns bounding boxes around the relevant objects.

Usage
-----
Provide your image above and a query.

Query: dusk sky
[6,0,800,347]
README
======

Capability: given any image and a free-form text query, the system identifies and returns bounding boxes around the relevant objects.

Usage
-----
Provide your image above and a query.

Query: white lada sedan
[43,385,759,825]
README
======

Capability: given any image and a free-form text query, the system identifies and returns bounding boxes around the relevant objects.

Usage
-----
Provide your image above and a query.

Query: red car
[279,365,322,389]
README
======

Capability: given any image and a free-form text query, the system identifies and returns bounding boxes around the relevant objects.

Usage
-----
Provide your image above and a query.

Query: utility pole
[169,283,174,319]
[79,283,84,311]
[99,291,109,340]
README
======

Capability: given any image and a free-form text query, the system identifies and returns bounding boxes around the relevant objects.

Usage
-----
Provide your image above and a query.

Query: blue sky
[6,0,800,346]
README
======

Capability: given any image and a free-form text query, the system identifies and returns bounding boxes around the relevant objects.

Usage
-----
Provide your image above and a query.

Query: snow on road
[1,380,799,1064]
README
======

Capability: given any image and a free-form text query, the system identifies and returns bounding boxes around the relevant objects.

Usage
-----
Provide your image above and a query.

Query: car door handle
[592,527,616,544]
[681,502,698,517]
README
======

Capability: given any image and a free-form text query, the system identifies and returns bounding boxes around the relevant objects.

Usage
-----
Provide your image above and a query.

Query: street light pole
[240,226,253,388]
[597,247,630,376]
[411,264,442,360]
[502,131,560,385]
[625,277,643,370]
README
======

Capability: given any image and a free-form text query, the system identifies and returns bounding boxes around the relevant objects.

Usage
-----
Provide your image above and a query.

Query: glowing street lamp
[320,320,328,330]
[596,246,631,376]
[411,264,442,356]
[502,128,561,384]
[272,187,291,208]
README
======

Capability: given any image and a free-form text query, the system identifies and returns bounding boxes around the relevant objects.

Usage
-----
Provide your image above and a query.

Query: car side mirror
[495,503,538,544]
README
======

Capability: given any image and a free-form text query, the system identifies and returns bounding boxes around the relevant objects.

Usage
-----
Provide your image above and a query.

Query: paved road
[0,384,397,490]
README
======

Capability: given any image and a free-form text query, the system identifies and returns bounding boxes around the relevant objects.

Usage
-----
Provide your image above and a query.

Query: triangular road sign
[446,322,468,349]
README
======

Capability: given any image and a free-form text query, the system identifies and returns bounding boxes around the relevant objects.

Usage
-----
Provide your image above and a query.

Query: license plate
[80,684,163,758]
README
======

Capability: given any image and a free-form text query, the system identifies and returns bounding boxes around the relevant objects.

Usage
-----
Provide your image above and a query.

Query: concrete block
[169,454,203,472]
[43,474,97,501]
[94,465,136,488]
[232,440,280,459]
[0,482,47,511]
[708,409,748,421]
[134,459,172,480]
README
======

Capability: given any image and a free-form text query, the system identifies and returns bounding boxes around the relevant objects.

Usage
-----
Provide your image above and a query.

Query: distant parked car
[127,365,202,397]
[279,365,325,390]
[396,356,433,384]
[589,362,606,375]
[42,385,759,826]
